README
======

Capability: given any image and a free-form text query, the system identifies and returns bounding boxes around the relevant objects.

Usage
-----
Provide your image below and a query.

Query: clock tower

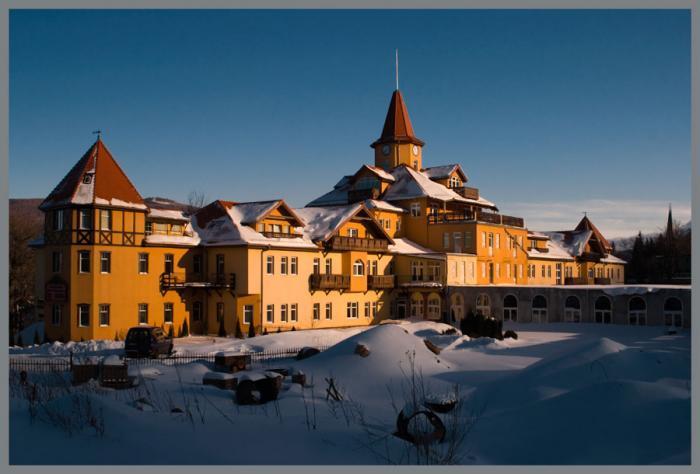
[371,89,425,171]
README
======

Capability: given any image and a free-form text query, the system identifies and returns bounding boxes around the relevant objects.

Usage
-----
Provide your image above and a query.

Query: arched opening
[531,295,548,323]
[628,297,647,325]
[594,296,612,324]
[664,297,683,327]
[564,296,581,323]
[353,260,364,276]
[427,293,441,321]
[410,292,424,319]
[476,293,491,317]
[503,294,518,322]
[450,293,464,322]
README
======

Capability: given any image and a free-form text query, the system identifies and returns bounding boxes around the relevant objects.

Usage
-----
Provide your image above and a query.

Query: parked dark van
[124,326,173,358]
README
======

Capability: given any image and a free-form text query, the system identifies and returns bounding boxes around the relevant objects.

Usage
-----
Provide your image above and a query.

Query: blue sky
[9,9,690,237]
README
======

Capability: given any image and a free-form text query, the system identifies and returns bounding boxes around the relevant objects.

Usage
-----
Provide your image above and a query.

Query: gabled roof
[294,203,394,244]
[370,90,425,148]
[382,165,497,209]
[234,199,305,227]
[40,138,146,211]
[422,164,468,183]
[352,164,396,183]
[574,216,613,253]
[542,230,592,257]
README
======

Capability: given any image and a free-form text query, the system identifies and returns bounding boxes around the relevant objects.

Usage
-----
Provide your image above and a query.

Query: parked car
[124,326,173,358]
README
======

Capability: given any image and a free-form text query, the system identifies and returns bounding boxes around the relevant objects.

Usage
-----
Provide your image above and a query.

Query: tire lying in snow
[296,347,320,360]
[394,406,446,445]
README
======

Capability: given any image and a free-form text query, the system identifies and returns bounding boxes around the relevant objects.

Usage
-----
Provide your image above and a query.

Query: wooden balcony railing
[427,210,525,228]
[368,274,396,290]
[564,277,588,285]
[454,186,480,200]
[326,236,389,252]
[160,272,236,290]
[309,274,350,291]
[594,277,612,285]
[397,274,444,287]
[427,211,475,224]
[261,231,298,239]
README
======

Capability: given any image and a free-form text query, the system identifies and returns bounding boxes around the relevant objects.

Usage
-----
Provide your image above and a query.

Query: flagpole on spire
[395,49,399,90]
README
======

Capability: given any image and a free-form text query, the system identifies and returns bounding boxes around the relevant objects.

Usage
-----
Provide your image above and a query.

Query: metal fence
[9,344,332,373]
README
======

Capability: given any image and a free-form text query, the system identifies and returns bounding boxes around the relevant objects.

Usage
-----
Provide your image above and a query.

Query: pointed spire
[371,90,424,148]
[666,203,674,240]
[574,214,613,254]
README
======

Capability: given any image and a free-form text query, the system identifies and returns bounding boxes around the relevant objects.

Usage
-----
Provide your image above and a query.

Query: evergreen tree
[168,324,174,339]
[291,326,296,331]
[218,318,227,337]
[16,333,23,347]
[277,327,281,334]
[235,321,244,339]
[247,323,256,338]
[182,319,189,337]
[33,329,40,346]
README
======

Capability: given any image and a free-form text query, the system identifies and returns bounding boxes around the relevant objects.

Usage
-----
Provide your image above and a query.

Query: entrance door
[397,303,407,319]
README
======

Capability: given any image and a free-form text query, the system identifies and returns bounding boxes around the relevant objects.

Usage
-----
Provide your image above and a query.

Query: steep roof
[294,203,394,244]
[422,164,468,182]
[370,90,425,148]
[574,215,613,253]
[39,138,146,211]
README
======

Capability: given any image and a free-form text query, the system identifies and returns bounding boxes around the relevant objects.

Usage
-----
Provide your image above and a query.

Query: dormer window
[449,176,461,188]
[348,228,359,238]
[82,174,93,184]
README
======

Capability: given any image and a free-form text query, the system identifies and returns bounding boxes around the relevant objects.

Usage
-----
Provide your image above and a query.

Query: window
[256,223,264,232]
[443,232,450,249]
[594,296,612,324]
[243,305,254,325]
[51,304,62,326]
[171,224,182,234]
[369,260,378,276]
[541,265,546,278]
[487,233,493,248]
[325,303,332,320]
[290,304,298,322]
[79,209,92,230]
[371,301,378,318]
[291,257,298,275]
[664,297,683,327]
[628,297,646,325]
[216,302,224,323]
[216,254,225,275]
[346,302,359,318]
[353,260,364,276]
[52,251,62,273]
[138,304,148,325]
[266,255,274,275]
[281,256,288,275]
[506,264,511,279]
[410,202,421,217]
[427,295,441,320]
[495,233,500,249]
[138,253,149,274]
[481,262,486,278]
[464,231,473,249]
[100,209,112,230]
[193,255,202,274]
[272,224,282,233]
[364,302,371,318]
[99,304,110,326]
[531,295,548,323]
[145,221,153,235]
[313,303,320,321]
[280,304,288,322]
[495,263,500,278]
[396,219,401,232]
[429,205,439,216]
[348,228,359,237]
[476,294,490,317]
[564,296,581,323]
[481,232,486,248]
[325,259,332,275]
[78,304,90,327]
[503,295,518,322]
[164,254,174,274]
[449,175,460,188]
[100,252,111,274]
[453,232,463,252]
[192,301,202,322]
[266,304,274,323]
[164,303,174,324]
[78,251,90,273]
[518,264,523,279]
[547,266,552,278]
[313,258,320,275]
[53,209,64,231]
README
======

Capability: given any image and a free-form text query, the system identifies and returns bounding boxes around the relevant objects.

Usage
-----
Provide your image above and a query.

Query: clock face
[412,145,419,156]
[382,145,391,156]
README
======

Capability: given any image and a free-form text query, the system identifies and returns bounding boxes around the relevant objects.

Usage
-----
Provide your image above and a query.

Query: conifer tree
[16,333,23,347]
[235,321,244,339]
[168,324,174,339]
[247,322,256,338]
[33,329,40,346]
[218,318,227,337]
[182,319,189,337]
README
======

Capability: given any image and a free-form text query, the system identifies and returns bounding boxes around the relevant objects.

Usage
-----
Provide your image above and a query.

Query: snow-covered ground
[9,320,690,465]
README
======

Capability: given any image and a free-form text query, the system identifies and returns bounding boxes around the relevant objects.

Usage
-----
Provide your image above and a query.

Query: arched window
[628,297,646,325]
[450,293,464,322]
[427,293,441,320]
[449,175,461,188]
[503,294,518,322]
[594,296,612,324]
[353,260,364,276]
[564,296,581,323]
[531,295,547,323]
[410,293,424,319]
[476,293,491,317]
[664,297,683,328]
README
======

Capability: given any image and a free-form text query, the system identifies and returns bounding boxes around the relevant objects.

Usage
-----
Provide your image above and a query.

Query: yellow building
[32,86,625,341]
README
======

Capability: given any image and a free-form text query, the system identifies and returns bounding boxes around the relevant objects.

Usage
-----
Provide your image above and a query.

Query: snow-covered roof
[361,165,396,182]
[364,199,406,214]
[294,204,363,242]
[383,166,497,208]
[421,164,468,182]
[148,208,189,221]
[306,183,351,207]
[527,238,575,261]
[527,231,550,240]
[144,233,201,247]
[600,254,627,264]
[233,201,281,225]
[542,230,592,257]
[388,238,443,259]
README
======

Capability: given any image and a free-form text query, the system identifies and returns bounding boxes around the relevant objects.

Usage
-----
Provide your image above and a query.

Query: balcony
[476,211,525,228]
[454,186,480,200]
[309,274,350,291]
[261,231,298,239]
[427,210,525,228]
[564,277,588,285]
[594,277,612,285]
[427,211,474,224]
[326,236,389,252]
[397,274,444,288]
[160,272,236,291]
[368,274,396,290]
